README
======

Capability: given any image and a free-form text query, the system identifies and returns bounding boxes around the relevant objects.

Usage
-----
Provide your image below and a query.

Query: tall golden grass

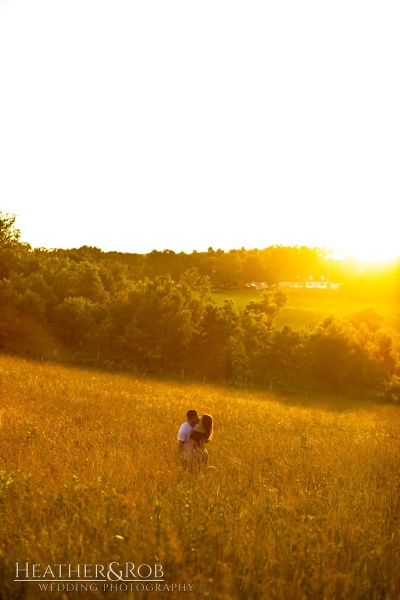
[0,355,399,599]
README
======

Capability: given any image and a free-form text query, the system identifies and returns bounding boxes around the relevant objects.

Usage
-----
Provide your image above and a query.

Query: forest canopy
[1,211,399,401]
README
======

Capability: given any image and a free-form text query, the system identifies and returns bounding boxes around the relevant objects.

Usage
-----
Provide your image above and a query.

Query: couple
[177,409,213,468]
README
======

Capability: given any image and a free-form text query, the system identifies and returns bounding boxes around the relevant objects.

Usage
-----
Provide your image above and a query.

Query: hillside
[1,355,399,598]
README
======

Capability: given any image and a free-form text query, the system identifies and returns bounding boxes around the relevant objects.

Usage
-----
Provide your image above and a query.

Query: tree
[16,290,46,322]
[190,303,228,378]
[53,297,95,344]
[243,288,288,326]
[117,275,197,370]
[178,267,211,298]
[76,261,110,303]
[0,211,31,278]
[0,211,21,250]
[305,311,397,393]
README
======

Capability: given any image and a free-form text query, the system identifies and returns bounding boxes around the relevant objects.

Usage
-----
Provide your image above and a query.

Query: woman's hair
[201,414,213,440]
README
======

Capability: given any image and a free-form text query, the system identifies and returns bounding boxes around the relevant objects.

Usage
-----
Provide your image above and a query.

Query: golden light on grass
[0,355,399,598]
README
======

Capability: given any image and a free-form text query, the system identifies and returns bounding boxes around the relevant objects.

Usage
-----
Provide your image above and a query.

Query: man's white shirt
[177,421,195,459]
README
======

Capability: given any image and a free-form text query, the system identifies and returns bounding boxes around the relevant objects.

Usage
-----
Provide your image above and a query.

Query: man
[177,409,200,463]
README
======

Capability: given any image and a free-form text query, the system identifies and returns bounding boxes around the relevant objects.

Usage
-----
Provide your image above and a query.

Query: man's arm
[178,440,185,457]
[177,423,187,460]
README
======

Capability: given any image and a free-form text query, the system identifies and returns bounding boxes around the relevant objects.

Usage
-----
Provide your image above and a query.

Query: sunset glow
[1,1,399,265]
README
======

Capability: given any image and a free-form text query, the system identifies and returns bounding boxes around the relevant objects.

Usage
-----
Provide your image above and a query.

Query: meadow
[0,354,400,599]
[212,289,400,332]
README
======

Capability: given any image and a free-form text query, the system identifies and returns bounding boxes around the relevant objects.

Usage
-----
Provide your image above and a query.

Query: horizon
[8,211,399,271]
[3,205,399,269]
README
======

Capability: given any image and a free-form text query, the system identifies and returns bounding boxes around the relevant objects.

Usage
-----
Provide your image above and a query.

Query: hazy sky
[1,1,399,262]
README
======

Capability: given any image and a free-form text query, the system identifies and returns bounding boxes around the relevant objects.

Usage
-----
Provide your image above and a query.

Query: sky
[0,0,399,263]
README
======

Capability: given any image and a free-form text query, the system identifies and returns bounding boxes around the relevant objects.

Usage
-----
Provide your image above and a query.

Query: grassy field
[212,289,400,331]
[1,355,400,599]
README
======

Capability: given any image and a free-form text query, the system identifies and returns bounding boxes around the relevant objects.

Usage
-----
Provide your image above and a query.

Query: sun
[337,239,400,266]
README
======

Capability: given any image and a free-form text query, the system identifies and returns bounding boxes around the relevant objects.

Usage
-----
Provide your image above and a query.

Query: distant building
[303,275,341,290]
[246,276,341,291]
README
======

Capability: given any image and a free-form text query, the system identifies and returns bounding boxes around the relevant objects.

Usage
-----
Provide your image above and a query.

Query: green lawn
[212,289,400,331]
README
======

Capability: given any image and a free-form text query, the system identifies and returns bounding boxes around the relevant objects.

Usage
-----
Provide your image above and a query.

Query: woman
[190,414,213,466]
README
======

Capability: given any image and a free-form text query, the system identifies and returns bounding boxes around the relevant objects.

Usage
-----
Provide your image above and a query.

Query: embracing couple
[177,409,213,468]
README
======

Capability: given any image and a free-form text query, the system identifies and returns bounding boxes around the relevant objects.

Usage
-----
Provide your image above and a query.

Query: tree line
[1,211,399,401]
